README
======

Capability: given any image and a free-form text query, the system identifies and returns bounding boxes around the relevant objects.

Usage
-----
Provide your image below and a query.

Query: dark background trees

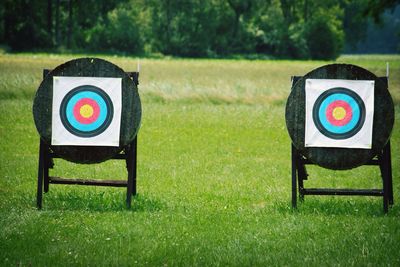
[0,0,399,60]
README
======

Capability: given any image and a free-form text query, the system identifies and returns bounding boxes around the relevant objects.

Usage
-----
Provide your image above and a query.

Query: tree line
[0,0,398,60]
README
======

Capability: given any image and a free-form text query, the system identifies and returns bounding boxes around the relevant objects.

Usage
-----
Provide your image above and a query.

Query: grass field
[0,53,399,266]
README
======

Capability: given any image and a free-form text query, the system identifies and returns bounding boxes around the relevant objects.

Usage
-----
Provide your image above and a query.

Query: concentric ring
[73,98,100,124]
[60,85,113,138]
[312,87,366,139]
[326,100,352,126]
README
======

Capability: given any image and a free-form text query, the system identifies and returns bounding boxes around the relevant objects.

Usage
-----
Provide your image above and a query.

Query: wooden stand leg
[297,160,307,202]
[386,142,394,205]
[291,144,297,209]
[382,168,389,214]
[126,149,133,208]
[44,147,50,193]
[132,136,137,196]
[36,140,44,209]
[298,176,304,202]
[126,137,138,208]
[379,144,390,213]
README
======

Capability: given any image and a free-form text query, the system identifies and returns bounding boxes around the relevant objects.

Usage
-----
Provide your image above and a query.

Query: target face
[60,85,113,137]
[312,88,366,139]
[305,79,374,149]
[52,77,122,146]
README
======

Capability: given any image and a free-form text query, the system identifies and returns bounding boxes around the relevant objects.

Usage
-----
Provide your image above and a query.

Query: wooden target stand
[36,69,140,209]
[290,76,394,213]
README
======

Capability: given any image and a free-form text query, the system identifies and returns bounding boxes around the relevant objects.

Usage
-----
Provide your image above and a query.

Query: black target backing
[285,64,394,170]
[33,58,141,164]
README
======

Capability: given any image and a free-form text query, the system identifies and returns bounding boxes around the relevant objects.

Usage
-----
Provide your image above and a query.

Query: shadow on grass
[41,190,166,213]
[273,197,398,217]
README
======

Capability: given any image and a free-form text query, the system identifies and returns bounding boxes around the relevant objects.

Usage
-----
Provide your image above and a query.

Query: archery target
[52,77,122,146]
[60,85,113,137]
[305,79,374,149]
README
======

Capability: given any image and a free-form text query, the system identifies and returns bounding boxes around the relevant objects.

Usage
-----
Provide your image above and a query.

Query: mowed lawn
[0,53,399,266]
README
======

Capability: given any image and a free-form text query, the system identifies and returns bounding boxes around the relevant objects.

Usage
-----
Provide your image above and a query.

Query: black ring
[312,87,366,140]
[59,85,114,138]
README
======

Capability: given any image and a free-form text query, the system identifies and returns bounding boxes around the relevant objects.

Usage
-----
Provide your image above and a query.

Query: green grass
[0,53,399,266]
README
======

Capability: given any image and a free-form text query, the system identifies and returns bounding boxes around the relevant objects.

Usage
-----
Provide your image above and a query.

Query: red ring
[73,98,100,124]
[325,100,352,126]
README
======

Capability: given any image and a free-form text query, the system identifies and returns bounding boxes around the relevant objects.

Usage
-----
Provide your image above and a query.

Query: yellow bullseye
[332,107,346,120]
[80,104,94,118]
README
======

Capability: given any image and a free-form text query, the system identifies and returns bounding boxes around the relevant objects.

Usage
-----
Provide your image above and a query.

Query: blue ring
[59,85,114,138]
[65,91,108,132]
[312,87,366,140]
[318,93,360,134]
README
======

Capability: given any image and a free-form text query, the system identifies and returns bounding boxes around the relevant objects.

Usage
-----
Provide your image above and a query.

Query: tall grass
[1,53,399,103]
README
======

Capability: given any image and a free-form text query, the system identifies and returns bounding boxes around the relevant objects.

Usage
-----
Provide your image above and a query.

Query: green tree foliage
[86,3,144,54]
[347,6,400,53]
[3,0,51,50]
[249,0,344,59]
[0,0,396,59]
[364,0,400,22]
[343,0,369,50]
[305,5,344,60]
[148,0,218,56]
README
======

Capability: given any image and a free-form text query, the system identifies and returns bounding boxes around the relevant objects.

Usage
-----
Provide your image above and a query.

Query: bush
[305,9,344,60]
[86,5,143,54]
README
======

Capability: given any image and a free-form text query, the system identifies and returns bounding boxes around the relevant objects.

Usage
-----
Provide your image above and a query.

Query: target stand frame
[290,76,394,213]
[36,69,140,210]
